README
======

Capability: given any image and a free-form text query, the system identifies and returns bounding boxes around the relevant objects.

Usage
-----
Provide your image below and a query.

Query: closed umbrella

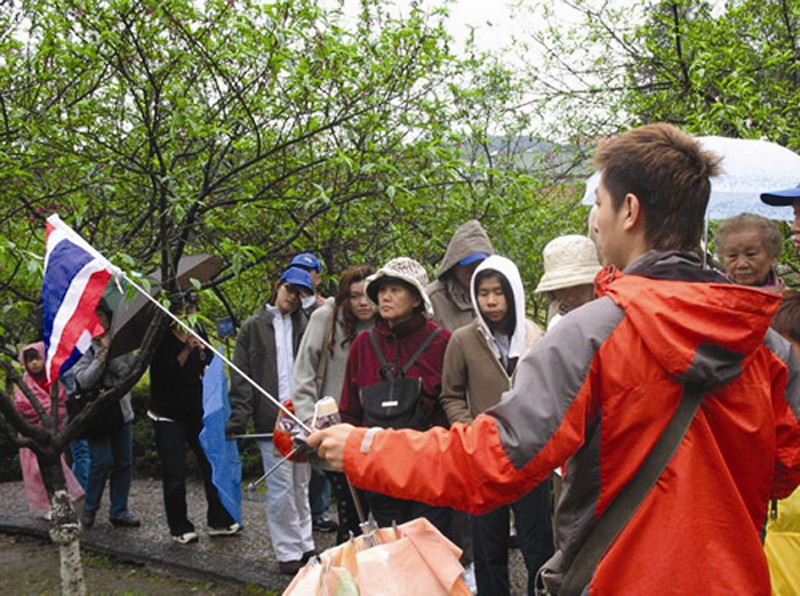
[199,350,242,523]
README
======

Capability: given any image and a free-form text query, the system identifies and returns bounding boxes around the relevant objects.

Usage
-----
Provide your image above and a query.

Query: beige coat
[441,318,542,424]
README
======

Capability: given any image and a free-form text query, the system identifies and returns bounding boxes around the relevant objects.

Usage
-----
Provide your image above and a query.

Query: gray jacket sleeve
[72,346,106,390]
[291,304,332,423]
[226,319,256,435]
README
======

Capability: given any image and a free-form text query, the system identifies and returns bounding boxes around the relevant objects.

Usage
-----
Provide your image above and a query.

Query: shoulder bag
[536,382,708,595]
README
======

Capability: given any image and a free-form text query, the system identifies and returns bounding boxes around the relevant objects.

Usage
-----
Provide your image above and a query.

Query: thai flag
[42,214,118,386]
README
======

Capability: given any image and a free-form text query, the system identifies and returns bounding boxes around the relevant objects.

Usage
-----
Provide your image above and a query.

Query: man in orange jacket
[310,123,800,594]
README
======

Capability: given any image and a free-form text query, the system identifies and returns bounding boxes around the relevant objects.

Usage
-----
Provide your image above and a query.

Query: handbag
[535,382,708,596]
[360,328,442,431]
[66,379,125,440]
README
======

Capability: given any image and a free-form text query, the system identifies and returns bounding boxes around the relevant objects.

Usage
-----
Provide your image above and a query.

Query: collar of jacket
[375,312,427,339]
[595,250,730,297]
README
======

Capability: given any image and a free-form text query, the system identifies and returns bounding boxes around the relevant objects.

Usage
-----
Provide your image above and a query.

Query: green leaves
[1,0,587,343]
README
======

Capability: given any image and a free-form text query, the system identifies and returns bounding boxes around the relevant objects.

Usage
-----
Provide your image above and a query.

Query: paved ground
[0,478,529,593]
[0,478,335,593]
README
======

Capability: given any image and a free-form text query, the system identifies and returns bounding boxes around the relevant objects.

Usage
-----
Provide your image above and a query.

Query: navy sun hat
[280,266,314,293]
[760,182,800,206]
[289,252,322,272]
[457,251,489,267]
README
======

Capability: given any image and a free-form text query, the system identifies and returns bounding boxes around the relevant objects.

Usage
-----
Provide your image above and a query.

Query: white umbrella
[581,136,800,221]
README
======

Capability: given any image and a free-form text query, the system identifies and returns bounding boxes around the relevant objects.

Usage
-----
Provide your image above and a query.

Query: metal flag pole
[246,446,300,494]
[116,272,312,434]
[231,433,273,440]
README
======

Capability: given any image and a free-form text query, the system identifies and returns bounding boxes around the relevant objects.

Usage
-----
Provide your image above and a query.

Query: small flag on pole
[42,214,118,386]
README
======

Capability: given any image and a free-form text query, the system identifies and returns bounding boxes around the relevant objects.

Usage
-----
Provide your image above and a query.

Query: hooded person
[440,255,552,594]
[13,342,84,517]
[426,220,494,331]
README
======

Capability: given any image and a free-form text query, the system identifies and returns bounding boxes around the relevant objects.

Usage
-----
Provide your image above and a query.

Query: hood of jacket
[18,341,47,386]
[470,255,528,361]
[18,341,44,367]
[597,251,781,388]
[436,220,494,280]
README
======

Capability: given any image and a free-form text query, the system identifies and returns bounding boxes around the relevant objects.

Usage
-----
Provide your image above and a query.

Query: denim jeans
[70,439,90,491]
[473,476,554,596]
[309,467,331,520]
[84,422,134,518]
[257,439,314,562]
[154,418,235,536]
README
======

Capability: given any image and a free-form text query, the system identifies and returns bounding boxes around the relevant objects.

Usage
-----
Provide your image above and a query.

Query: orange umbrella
[284,517,470,596]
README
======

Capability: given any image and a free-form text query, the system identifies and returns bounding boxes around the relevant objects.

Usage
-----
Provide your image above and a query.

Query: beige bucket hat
[535,235,602,293]
[366,257,435,319]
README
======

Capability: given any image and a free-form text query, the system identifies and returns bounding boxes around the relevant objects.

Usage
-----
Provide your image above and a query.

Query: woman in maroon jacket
[339,257,451,535]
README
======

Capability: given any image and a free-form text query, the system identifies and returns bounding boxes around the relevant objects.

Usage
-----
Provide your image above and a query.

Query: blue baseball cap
[761,183,800,206]
[458,252,489,267]
[289,252,322,272]
[279,267,314,293]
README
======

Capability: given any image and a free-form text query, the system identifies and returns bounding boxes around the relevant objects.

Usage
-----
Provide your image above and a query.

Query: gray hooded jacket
[426,219,494,331]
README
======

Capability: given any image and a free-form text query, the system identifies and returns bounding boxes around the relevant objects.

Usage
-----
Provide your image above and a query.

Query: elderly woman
[715,213,783,291]
[339,257,451,536]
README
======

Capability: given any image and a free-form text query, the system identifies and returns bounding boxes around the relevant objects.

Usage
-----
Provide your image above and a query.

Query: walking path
[0,478,336,592]
[0,478,529,593]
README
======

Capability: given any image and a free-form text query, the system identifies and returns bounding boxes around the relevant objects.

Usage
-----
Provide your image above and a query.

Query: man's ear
[622,193,643,231]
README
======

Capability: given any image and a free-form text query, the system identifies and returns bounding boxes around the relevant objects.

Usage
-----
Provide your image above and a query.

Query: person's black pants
[154,419,234,536]
[473,477,554,596]
[365,490,452,539]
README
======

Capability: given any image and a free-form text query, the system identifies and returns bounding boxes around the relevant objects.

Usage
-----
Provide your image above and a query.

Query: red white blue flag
[42,214,117,386]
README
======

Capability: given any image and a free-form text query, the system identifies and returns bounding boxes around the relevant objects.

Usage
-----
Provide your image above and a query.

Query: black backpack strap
[400,328,442,375]
[367,329,390,369]
[558,382,707,595]
[369,327,442,378]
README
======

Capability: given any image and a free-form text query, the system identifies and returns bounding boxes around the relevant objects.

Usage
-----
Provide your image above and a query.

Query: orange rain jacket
[342,251,800,594]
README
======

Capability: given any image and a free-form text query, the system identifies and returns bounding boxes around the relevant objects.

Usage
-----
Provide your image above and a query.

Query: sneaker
[278,559,303,575]
[172,531,199,545]
[313,517,338,533]
[208,522,242,537]
[80,509,96,529]
[109,512,141,528]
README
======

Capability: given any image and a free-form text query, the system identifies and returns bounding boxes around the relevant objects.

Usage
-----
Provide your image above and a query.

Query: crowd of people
[11,121,800,594]
[306,123,800,594]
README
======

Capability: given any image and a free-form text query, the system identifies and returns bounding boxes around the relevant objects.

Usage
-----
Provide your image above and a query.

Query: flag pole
[117,272,312,434]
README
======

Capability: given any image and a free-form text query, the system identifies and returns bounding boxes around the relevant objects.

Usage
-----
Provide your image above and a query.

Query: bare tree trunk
[42,458,86,595]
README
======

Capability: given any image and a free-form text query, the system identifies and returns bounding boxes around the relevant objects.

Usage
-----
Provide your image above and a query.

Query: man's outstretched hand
[307,423,356,471]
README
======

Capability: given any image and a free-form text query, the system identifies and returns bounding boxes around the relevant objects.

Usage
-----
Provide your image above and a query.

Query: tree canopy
[522,0,800,148]
[0,0,586,349]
